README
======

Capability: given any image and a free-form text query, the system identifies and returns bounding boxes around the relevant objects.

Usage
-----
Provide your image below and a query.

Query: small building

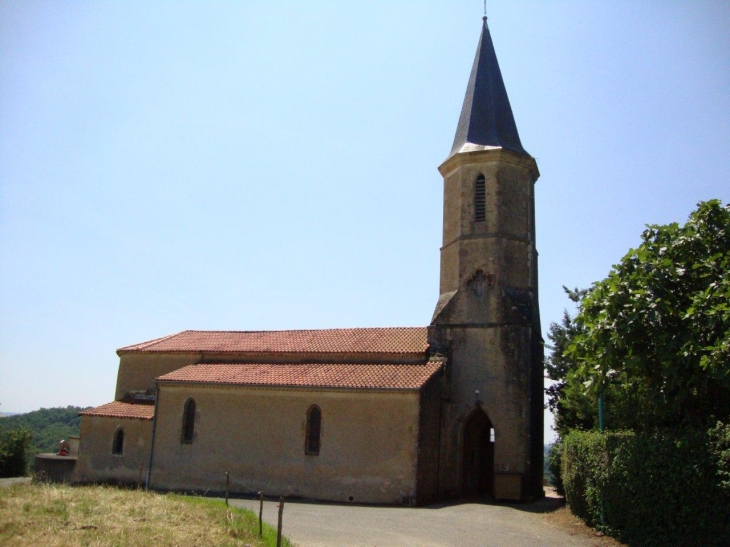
[76,16,544,504]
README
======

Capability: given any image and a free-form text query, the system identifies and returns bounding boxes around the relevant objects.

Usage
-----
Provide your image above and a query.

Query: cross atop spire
[449,17,529,158]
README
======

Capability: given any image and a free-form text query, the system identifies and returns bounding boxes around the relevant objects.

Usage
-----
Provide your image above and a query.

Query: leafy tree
[0,427,32,477]
[546,439,565,496]
[567,200,730,427]
[545,289,594,437]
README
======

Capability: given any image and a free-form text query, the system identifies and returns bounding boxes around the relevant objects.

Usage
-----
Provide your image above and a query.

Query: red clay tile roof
[80,399,155,420]
[118,327,428,355]
[157,360,442,390]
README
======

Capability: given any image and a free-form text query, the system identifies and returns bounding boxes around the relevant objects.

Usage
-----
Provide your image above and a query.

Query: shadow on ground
[423,487,564,514]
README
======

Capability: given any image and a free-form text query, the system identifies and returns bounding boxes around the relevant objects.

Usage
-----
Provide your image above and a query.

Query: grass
[0,482,295,547]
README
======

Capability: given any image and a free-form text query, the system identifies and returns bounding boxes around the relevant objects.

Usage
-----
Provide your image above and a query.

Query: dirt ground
[540,488,625,547]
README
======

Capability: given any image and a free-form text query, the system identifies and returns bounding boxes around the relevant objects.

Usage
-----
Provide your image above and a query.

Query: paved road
[231,494,597,547]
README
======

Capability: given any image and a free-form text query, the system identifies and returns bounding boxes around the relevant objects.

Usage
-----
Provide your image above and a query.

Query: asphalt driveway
[230,492,605,547]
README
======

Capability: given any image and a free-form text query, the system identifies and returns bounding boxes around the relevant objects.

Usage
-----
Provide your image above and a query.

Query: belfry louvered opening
[474,174,486,222]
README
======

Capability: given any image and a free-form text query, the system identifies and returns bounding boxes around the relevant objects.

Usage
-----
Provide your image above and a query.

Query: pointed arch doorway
[462,408,495,498]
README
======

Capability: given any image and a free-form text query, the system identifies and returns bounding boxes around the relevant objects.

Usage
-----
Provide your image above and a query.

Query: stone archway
[462,408,494,498]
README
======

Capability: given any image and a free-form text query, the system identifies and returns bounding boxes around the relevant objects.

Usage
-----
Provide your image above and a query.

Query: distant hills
[0,406,89,456]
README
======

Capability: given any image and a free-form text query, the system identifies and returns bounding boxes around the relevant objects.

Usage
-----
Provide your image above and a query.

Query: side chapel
[75,17,544,504]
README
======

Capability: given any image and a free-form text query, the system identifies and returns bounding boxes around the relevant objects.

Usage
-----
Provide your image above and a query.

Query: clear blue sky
[1,2,729,443]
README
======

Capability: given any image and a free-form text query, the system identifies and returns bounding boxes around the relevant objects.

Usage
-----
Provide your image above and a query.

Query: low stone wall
[34,454,77,483]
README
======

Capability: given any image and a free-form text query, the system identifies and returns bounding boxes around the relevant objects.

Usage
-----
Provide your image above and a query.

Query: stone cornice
[438,148,539,182]
[441,232,532,251]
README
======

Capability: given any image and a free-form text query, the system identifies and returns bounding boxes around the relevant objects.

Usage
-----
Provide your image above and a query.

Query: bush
[561,426,730,547]
[0,427,32,477]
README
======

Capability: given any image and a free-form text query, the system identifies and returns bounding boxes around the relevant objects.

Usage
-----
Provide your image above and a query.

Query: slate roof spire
[450,16,529,157]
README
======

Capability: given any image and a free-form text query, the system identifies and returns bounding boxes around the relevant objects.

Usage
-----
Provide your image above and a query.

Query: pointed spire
[450,17,529,157]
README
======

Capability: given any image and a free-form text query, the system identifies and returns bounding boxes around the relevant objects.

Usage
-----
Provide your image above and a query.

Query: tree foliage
[547,200,730,433]
[0,427,32,477]
[545,290,594,437]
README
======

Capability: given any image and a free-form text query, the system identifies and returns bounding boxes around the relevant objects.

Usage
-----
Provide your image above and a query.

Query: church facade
[75,17,544,504]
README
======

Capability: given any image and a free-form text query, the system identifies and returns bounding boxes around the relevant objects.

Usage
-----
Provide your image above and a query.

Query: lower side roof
[80,398,155,420]
[157,361,443,391]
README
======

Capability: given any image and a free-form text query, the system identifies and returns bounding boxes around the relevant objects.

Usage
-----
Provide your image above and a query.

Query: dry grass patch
[0,482,295,547]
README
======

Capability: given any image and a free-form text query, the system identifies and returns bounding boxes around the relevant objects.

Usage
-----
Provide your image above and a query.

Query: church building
[75,16,544,504]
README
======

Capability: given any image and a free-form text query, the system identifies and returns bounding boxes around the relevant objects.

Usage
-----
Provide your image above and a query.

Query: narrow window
[112,428,124,455]
[474,174,486,223]
[182,398,196,444]
[305,405,322,455]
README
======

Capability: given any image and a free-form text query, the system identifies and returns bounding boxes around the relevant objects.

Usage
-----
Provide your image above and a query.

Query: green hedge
[562,425,730,547]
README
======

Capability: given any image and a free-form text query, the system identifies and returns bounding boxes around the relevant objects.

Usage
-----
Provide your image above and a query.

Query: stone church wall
[434,325,532,498]
[149,384,422,504]
[432,147,542,501]
[75,415,152,485]
[415,374,442,505]
[115,353,199,400]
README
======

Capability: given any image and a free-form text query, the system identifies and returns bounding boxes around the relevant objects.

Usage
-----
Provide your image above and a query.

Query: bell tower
[429,16,543,501]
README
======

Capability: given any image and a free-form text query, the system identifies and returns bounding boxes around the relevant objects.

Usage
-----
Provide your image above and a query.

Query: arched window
[181,398,196,444]
[305,405,321,455]
[474,174,486,223]
[112,427,124,455]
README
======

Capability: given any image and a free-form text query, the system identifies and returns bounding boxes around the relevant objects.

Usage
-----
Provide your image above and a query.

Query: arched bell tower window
[305,405,322,455]
[181,398,196,444]
[112,427,124,455]
[474,174,486,223]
